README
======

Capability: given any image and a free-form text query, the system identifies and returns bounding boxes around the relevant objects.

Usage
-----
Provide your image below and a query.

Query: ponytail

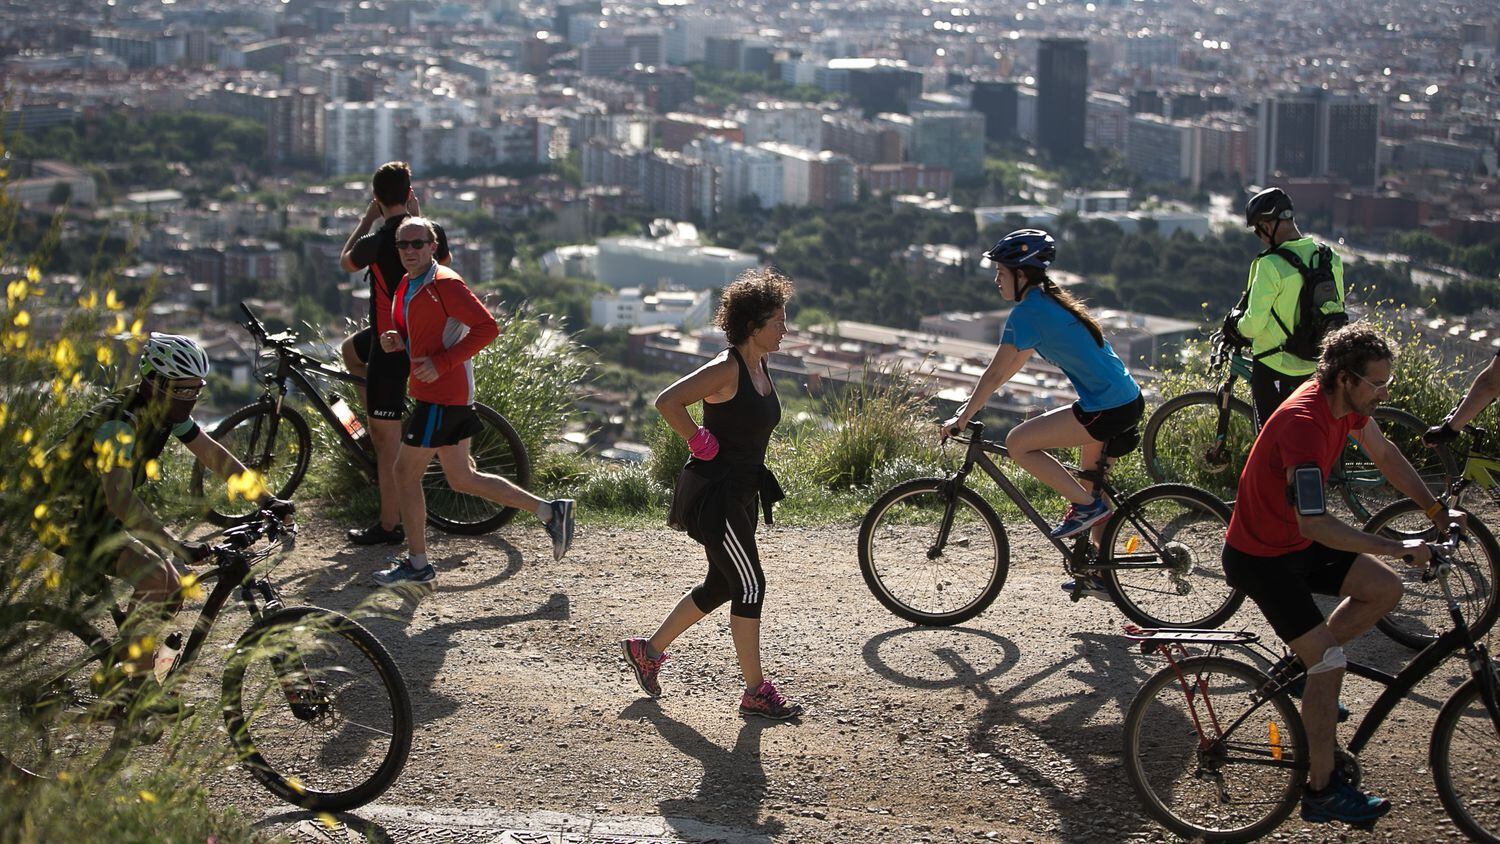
[1021,266,1104,347]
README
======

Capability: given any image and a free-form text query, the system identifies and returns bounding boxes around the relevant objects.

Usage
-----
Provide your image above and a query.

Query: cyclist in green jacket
[1231,188,1346,429]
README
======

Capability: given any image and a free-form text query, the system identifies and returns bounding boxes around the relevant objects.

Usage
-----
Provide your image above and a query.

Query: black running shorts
[351,326,409,421]
[403,401,483,449]
[1222,540,1358,642]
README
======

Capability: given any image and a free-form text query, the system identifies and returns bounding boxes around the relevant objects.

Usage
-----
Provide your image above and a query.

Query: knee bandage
[1306,645,1346,675]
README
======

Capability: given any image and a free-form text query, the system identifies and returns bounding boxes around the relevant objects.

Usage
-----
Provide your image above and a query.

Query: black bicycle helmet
[1245,187,1294,228]
[983,229,1056,269]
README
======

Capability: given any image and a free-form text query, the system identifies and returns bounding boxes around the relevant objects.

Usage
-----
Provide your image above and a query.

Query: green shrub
[575,462,663,513]
[792,367,938,490]
[471,309,592,463]
[645,411,694,490]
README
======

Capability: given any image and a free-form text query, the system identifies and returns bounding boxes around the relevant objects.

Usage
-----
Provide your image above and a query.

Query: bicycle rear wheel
[423,403,531,535]
[1431,671,1500,844]
[1363,499,1500,649]
[1140,391,1255,504]
[194,402,313,526]
[1099,484,1243,629]
[1337,406,1458,522]
[222,606,412,812]
[857,477,1009,626]
[0,606,121,782]
[1123,655,1306,843]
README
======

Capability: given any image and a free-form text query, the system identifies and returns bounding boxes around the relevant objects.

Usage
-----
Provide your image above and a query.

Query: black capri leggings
[690,495,765,619]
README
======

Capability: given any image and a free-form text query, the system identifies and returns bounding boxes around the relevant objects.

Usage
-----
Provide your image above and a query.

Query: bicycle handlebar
[213,506,297,556]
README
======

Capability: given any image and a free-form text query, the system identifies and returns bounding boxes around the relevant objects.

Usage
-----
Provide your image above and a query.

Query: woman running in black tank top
[621,270,802,721]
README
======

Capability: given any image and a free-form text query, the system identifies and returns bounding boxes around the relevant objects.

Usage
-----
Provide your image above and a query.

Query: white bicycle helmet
[140,332,210,381]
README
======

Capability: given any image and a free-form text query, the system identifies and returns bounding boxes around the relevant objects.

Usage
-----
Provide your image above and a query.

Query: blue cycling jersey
[1000,290,1140,412]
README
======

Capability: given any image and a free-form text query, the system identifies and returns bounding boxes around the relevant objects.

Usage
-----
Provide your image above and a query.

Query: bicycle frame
[945,425,1183,575]
[260,348,376,477]
[1138,555,1500,768]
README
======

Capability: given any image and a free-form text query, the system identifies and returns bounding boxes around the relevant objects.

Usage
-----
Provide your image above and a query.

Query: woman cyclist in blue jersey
[942,229,1144,598]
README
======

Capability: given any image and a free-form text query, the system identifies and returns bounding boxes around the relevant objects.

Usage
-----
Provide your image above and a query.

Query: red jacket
[391,264,499,406]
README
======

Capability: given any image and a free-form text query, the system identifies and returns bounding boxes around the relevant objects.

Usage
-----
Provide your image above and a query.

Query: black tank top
[701,347,781,473]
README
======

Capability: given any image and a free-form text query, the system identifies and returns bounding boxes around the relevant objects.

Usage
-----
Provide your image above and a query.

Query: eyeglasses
[153,379,205,400]
[394,239,433,251]
[1352,370,1394,391]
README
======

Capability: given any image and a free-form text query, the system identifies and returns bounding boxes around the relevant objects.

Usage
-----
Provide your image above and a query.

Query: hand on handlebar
[178,540,214,565]
[1423,421,1461,446]
[939,416,965,442]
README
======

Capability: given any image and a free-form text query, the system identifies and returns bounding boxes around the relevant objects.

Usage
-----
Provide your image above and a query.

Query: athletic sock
[536,502,553,523]
[409,553,429,569]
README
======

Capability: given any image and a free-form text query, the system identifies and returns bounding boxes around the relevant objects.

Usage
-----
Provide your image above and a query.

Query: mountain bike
[0,509,413,812]
[1361,427,1500,650]
[858,419,1240,629]
[190,302,530,534]
[1140,331,1456,519]
[1121,530,1500,843]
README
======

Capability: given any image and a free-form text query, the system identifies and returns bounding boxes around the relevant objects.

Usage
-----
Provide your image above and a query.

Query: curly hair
[716,267,793,346]
[1316,323,1393,390]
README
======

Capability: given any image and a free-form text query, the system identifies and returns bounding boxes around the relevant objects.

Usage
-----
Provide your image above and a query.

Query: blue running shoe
[1049,497,1112,539]
[1060,574,1111,601]
[372,555,436,586]
[1300,771,1391,825]
[544,499,576,561]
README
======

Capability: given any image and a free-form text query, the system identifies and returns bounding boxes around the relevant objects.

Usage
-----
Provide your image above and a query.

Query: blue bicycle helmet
[984,229,1056,269]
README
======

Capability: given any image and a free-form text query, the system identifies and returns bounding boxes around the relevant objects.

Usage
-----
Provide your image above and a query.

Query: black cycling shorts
[1222,540,1358,642]
[403,401,483,449]
[350,326,409,421]
[1072,393,1145,444]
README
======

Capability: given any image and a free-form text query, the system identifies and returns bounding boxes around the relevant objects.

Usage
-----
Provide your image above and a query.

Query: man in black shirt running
[338,161,449,546]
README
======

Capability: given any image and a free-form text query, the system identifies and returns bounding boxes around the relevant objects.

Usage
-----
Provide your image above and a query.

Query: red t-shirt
[1225,379,1368,556]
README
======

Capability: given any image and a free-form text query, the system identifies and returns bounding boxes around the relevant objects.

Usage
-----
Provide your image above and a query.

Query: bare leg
[369,418,403,530]
[114,541,181,676]
[394,443,438,557]
[1005,405,1096,506]
[435,439,548,513]
[341,335,369,410]
[648,592,709,654]
[1289,625,1342,790]
[729,614,764,689]
[1325,555,1403,644]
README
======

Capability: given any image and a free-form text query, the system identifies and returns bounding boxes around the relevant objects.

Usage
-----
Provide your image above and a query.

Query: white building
[590,286,714,329]
[595,237,759,290]
[686,136,784,210]
[739,101,825,149]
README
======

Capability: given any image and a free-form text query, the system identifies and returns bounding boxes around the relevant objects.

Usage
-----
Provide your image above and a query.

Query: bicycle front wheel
[1141,391,1256,503]
[222,606,412,812]
[1338,406,1458,522]
[1363,499,1500,649]
[1099,484,1243,629]
[194,402,312,526]
[857,478,1009,626]
[1124,655,1307,843]
[424,403,531,535]
[1431,671,1500,844]
[0,606,120,782]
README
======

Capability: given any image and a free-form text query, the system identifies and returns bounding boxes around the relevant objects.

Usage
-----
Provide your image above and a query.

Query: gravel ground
[205,511,1485,843]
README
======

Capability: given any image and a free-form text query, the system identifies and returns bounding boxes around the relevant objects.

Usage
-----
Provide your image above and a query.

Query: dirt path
[223,512,1477,843]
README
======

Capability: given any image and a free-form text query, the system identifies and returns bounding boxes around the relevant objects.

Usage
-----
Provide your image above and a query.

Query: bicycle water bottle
[331,397,367,441]
[153,631,183,684]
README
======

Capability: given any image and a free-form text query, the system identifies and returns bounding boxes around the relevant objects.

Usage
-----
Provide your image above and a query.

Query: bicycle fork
[241,583,330,723]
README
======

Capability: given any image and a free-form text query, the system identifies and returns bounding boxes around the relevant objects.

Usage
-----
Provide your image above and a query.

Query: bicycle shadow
[861,625,1022,690]
[254,810,397,842]
[618,698,783,842]
[865,626,1157,841]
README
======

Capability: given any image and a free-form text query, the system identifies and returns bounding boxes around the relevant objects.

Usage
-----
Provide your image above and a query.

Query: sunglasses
[395,239,433,251]
[153,379,205,400]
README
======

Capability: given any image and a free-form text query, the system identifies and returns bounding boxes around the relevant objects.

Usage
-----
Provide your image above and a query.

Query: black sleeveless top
[671,348,785,544]
[700,347,781,474]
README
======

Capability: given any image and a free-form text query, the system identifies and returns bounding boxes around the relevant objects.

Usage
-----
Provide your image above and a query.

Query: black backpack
[1254,242,1347,362]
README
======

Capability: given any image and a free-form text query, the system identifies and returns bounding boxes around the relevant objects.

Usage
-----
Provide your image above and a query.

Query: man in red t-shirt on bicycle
[1223,323,1465,827]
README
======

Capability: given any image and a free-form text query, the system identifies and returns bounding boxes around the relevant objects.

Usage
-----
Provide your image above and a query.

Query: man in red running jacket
[370,217,575,586]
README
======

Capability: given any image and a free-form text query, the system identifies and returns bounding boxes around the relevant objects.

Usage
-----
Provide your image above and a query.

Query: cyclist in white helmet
[41,333,292,681]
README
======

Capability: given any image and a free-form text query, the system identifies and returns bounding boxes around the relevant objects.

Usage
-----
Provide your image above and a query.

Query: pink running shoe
[621,638,666,698]
[739,680,803,720]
